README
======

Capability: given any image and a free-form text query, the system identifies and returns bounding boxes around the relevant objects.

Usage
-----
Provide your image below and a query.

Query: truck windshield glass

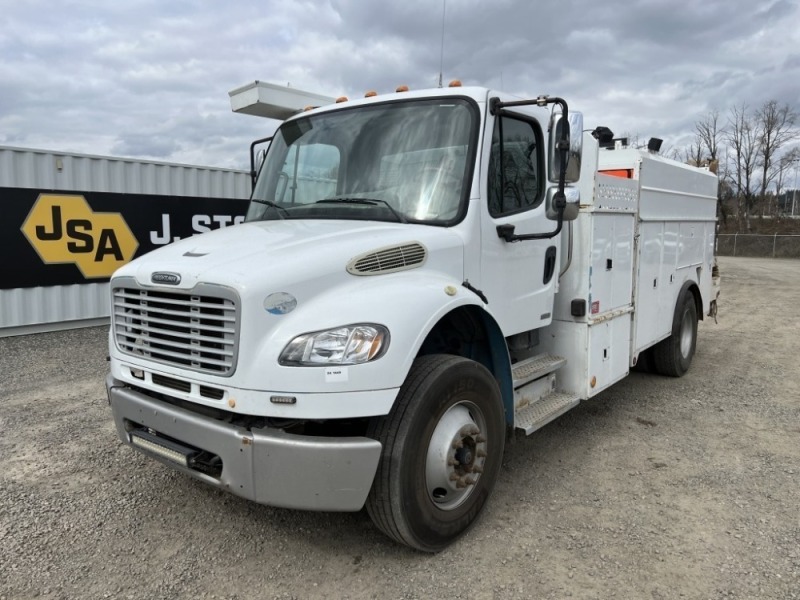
[247,98,477,225]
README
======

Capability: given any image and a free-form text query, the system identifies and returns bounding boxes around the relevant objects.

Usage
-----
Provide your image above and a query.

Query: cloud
[0,0,798,168]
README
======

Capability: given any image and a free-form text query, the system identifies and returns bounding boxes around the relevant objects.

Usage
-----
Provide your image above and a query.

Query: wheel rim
[425,401,488,511]
[679,308,694,358]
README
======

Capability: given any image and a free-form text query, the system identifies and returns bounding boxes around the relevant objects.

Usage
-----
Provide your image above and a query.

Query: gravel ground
[1,256,798,600]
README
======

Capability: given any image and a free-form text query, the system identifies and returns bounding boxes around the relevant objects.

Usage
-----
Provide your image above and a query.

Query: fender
[239,269,491,403]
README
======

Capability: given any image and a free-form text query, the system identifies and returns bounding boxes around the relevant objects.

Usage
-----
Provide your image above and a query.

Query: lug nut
[475,435,486,443]
[476,449,487,458]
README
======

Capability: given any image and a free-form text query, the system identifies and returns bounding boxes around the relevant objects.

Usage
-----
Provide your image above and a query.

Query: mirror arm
[496,205,564,242]
[249,135,274,189]
[491,95,571,243]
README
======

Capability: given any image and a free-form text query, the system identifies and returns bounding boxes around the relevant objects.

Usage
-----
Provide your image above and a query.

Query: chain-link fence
[717,234,800,258]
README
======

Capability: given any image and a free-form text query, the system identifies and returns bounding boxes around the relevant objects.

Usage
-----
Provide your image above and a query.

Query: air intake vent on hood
[347,242,427,275]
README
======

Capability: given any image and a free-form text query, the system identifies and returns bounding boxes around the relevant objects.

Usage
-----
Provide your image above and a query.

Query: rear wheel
[366,354,505,552]
[653,289,698,377]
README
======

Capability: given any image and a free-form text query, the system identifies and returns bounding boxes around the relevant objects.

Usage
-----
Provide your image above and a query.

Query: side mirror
[546,186,580,221]
[548,112,583,184]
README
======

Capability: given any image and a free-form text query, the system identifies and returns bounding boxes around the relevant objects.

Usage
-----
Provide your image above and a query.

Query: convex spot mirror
[546,186,580,221]
[548,111,583,184]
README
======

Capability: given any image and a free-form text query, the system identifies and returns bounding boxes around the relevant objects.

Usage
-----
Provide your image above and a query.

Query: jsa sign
[3,187,248,289]
[21,194,139,279]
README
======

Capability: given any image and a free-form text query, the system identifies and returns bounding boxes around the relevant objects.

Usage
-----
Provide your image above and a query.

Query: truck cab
[106,85,718,552]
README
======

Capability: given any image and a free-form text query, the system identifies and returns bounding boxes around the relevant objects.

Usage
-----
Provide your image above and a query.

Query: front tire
[366,354,505,552]
[653,289,698,377]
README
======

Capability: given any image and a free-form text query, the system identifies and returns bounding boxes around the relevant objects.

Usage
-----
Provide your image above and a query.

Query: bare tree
[756,100,799,202]
[775,148,800,214]
[726,103,759,231]
[696,109,723,162]
[683,136,703,166]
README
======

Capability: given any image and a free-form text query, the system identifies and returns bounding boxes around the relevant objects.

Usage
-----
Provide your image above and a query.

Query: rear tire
[366,354,505,552]
[653,289,698,377]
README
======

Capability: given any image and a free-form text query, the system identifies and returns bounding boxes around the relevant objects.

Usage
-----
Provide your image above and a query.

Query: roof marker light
[335,96,348,103]
[364,90,377,98]
[396,85,409,92]
[448,80,462,87]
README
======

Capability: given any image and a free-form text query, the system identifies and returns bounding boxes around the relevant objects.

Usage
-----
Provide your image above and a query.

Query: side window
[279,143,340,204]
[488,116,543,217]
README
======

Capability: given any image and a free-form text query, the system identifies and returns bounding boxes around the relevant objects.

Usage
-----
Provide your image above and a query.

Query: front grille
[113,279,239,376]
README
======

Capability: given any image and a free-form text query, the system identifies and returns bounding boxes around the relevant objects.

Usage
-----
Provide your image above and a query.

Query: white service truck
[106,84,719,552]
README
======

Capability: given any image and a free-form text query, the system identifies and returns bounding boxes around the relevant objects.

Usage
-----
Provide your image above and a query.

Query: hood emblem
[264,292,297,315]
[151,272,181,285]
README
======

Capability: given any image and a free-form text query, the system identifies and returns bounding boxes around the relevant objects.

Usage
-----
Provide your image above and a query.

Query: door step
[514,392,581,435]
[511,354,566,389]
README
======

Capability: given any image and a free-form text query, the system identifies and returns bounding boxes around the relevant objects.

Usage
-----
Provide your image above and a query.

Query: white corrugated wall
[1,146,251,337]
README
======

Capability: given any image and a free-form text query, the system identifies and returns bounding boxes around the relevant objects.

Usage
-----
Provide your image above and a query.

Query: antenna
[438,0,446,88]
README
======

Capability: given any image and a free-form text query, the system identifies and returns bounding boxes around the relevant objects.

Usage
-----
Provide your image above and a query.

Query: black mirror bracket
[491,95,571,243]
[249,135,274,189]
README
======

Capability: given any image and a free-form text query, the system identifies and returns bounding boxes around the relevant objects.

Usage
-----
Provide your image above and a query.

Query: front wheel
[653,289,698,377]
[366,354,505,552]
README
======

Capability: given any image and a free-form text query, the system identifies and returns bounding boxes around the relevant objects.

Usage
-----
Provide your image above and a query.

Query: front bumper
[106,375,382,511]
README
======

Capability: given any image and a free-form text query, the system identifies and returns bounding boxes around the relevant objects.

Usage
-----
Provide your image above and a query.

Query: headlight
[279,324,390,366]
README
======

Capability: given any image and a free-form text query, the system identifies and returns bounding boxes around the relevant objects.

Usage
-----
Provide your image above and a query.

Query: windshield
[247,98,478,225]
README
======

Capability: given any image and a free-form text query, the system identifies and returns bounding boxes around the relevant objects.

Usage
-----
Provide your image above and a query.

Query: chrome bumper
[106,375,381,512]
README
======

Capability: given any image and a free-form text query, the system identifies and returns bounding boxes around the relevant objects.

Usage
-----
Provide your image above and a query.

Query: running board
[511,354,567,389]
[514,392,581,436]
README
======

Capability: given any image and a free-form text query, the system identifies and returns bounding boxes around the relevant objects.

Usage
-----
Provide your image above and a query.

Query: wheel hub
[680,309,693,358]
[425,402,488,510]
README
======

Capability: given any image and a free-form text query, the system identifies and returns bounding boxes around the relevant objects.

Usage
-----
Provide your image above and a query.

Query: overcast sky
[2,0,799,170]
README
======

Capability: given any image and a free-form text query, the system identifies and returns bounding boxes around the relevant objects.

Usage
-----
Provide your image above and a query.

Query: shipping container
[0,146,251,337]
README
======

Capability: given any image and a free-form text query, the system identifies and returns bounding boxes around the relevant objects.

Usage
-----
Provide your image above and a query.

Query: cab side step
[511,354,566,389]
[511,353,580,435]
[514,392,581,435]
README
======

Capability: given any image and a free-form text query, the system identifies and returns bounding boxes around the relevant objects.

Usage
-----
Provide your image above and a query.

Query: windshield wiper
[316,198,407,223]
[251,199,289,218]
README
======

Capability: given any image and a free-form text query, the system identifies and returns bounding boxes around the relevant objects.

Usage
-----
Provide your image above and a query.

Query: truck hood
[114,219,465,295]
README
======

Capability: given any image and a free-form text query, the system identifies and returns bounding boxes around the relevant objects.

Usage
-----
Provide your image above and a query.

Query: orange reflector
[335,96,348,103]
[448,79,462,87]
[303,105,314,112]
[396,85,409,92]
[368,333,385,361]
[590,376,597,388]
[600,169,633,179]
[364,90,377,98]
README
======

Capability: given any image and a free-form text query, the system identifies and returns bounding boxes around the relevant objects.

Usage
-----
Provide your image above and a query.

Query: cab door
[479,106,558,336]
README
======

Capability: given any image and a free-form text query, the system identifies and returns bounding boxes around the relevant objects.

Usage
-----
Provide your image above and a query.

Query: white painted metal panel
[229,81,336,120]
[632,222,669,351]
[589,213,635,316]
[0,146,250,197]
[0,284,110,336]
[587,314,631,397]
[677,222,705,268]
